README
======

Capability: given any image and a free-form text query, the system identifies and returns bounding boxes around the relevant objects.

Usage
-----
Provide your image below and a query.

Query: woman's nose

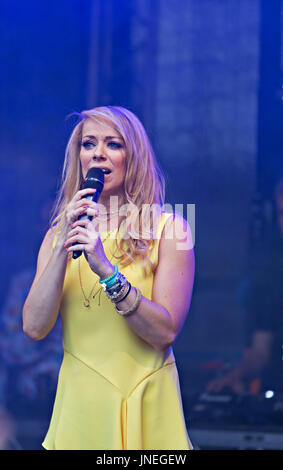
[93,142,106,159]
[92,153,106,161]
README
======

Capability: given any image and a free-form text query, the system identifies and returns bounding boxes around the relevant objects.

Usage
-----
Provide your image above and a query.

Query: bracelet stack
[114,287,141,316]
[99,266,142,316]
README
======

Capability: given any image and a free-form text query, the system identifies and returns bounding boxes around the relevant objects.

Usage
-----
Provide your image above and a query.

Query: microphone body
[72,168,104,259]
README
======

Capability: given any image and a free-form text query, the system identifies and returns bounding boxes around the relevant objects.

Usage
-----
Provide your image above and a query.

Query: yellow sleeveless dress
[42,212,193,450]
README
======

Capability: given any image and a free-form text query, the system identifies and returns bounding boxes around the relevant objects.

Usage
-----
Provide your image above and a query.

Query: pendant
[84,300,90,308]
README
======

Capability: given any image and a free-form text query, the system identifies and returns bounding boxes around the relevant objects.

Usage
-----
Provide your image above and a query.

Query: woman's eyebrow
[82,134,123,140]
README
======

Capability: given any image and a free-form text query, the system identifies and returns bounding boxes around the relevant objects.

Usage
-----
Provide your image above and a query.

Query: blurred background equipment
[0,0,283,449]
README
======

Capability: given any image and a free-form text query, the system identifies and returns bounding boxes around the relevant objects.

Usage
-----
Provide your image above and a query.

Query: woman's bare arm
[23,187,97,340]
[116,214,195,351]
[22,227,68,340]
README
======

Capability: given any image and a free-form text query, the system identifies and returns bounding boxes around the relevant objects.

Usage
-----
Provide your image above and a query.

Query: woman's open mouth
[102,168,112,179]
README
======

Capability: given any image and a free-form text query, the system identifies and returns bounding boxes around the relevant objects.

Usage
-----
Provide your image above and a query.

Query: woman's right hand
[65,188,97,226]
[57,188,98,249]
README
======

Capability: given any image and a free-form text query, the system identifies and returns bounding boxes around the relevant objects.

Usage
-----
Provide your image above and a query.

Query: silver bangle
[104,276,127,300]
[113,281,131,304]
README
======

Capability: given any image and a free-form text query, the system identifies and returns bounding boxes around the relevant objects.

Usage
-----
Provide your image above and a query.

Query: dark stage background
[0,0,283,450]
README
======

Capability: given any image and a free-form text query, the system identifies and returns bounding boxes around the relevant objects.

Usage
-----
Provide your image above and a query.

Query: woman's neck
[95,193,125,232]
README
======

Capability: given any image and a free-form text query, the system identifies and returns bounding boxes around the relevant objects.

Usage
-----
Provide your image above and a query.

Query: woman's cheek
[80,154,89,172]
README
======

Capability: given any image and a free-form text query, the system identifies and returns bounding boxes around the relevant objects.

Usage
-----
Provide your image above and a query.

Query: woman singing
[23,106,195,450]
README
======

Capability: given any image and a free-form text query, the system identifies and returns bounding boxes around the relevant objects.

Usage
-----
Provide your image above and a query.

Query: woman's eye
[81,140,122,150]
[82,141,94,149]
[108,141,122,149]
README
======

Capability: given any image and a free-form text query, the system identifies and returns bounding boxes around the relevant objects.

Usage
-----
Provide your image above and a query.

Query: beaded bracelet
[104,272,127,294]
[106,280,129,303]
[104,272,120,288]
[99,265,118,287]
[113,282,132,304]
[115,287,142,316]
[104,276,127,301]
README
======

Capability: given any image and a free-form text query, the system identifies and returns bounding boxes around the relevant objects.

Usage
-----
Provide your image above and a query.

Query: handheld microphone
[72,167,104,259]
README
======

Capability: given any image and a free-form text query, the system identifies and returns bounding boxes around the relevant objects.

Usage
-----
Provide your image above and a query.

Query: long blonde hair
[50,106,166,268]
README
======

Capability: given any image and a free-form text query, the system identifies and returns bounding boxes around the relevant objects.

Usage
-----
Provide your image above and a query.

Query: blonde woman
[23,106,195,450]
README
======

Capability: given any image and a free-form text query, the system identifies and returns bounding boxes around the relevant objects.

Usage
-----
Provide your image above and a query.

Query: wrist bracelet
[101,272,125,294]
[99,265,118,285]
[107,281,129,303]
[115,287,141,316]
[104,273,126,293]
[104,276,127,301]
[114,282,132,303]
[106,272,126,292]
[104,272,120,288]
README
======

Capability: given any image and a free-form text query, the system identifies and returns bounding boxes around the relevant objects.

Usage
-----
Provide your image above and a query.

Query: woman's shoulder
[160,211,194,250]
[160,211,190,232]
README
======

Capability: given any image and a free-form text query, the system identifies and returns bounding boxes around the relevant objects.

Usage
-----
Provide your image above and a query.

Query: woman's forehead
[82,117,120,138]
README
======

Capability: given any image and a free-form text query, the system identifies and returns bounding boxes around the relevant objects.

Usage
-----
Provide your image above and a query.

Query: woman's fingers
[73,188,96,202]
[67,205,89,223]
[67,224,92,238]
[66,202,98,224]
[65,220,99,247]
[74,197,97,210]
[66,243,90,253]
[82,207,100,221]
[69,198,100,222]
[65,188,98,223]
[70,214,99,230]
[65,234,89,248]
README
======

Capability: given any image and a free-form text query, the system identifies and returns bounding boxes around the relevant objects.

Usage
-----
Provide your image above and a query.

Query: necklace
[78,231,118,308]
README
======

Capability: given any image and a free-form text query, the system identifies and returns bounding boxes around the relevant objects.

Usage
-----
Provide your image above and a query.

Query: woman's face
[79,118,127,200]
